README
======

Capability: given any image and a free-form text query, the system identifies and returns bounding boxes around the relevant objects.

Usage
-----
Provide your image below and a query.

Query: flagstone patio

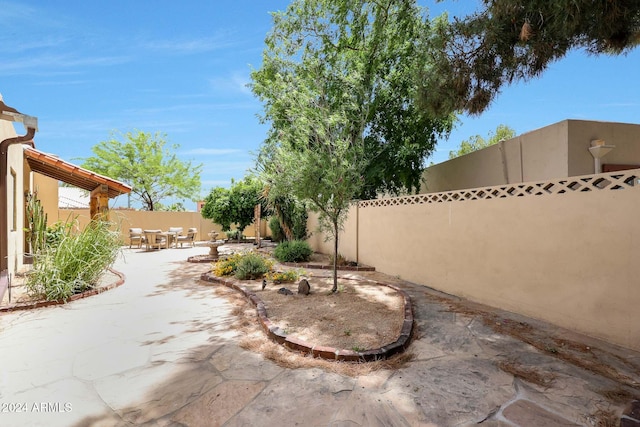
[0,244,637,426]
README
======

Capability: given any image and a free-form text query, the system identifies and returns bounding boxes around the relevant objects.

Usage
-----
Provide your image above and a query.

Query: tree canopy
[252,0,455,200]
[255,86,365,292]
[449,124,516,159]
[81,131,202,211]
[201,176,267,236]
[420,0,640,115]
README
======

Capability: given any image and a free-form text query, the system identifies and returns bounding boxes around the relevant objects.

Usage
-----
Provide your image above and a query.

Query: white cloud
[142,33,237,55]
[0,53,130,75]
[209,72,253,95]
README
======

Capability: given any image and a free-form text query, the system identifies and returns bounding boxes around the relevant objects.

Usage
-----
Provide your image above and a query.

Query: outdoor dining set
[128,227,198,251]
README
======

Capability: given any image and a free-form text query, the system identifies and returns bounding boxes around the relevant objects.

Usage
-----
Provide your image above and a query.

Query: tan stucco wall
[520,120,569,181]
[52,208,268,245]
[422,120,640,194]
[308,173,640,352]
[567,120,640,176]
[1,119,25,277]
[32,173,59,224]
[306,206,359,263]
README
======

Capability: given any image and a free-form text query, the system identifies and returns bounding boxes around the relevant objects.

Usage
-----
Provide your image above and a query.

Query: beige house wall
[307,169,640,352]
[32,173,59,224]
[2,119,26,277]
[422,120,640,194]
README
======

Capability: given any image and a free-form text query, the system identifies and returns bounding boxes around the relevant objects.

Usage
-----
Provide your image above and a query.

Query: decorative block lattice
[359,169,640,208]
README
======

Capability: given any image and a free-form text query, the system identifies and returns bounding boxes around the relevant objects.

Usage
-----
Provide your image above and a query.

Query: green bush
[235,252,272,280]
[274,240,313,263]
[269,216,285,242]
[46,221,74,249]
[26,220,122,301]
[290,203,308,241]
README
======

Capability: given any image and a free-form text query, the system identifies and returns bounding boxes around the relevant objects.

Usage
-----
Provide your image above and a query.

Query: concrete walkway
[0,245,638,426]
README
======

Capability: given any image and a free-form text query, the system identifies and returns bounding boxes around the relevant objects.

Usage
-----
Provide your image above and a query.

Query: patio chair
[129,228,145,248]
[144,230,167,251]
[177,227,197,248]
[168,227,183,248]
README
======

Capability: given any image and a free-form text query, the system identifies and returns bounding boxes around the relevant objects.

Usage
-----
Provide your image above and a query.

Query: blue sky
[2,1,639,210]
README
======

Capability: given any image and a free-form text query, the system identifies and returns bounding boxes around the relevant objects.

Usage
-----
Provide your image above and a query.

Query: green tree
[449,124,516,159]
[256,93,365,292]
[202,176,267,240]
[81,131,202,211]
[420,1,640,115]
[262,189,308,242]
[252,0,455,200]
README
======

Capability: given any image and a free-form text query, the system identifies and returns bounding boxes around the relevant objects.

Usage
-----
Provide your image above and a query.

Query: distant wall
[52,209,268,245]
[567,120,640,176]
[422,120,640,194]
[308,169,640,352]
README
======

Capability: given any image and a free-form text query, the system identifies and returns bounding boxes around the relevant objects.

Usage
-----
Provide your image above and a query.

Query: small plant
[213,251,273,279]
[273,240,312,263]
[24,192,47,256]
[352,345,365,352]
[46,220,75,249]
[329,253,358,267]
[265,269,303,283]
[213,252,244,276]
[225,229,244,241]
[26,219,122,301]
[329,252,347,266]
[343,329,351,336]
[235,252,272,280]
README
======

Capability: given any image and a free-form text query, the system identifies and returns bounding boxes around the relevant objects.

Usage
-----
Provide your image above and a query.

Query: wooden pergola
[23,147,131,219]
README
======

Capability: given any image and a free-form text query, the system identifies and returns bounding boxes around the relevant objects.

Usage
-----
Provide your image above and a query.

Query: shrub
[290,203,308,241]
[26,220,122,301]
[46,220,75,249]
[235,252,272,280]
[265,269,304,283]
[213,252,243,276]
[274,240,312,263]
[225,229,243,241]
[213,251,273,279]
[269,216,285,242]
[329,252,351,266]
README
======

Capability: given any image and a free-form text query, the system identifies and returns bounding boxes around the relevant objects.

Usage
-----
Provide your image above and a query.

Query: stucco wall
[567,120,640,176]
[520,120,569,181]
[1,119,24,277]
[422,120,640,194]
[306,206,358,263]
[32,173,59,224]
[308,169,640,352]
[53,208,268,246]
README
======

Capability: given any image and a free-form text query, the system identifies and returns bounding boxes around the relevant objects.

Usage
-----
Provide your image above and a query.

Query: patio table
[143,230,170,250]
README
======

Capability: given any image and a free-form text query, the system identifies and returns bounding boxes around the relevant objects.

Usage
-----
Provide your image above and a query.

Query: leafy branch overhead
[81,131,202,211]
[421,0,640,115]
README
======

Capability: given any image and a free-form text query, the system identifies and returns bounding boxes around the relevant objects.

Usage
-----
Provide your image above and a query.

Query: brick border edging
[280,262,375,271]
[200,272,413,362]
[0,268,126,314]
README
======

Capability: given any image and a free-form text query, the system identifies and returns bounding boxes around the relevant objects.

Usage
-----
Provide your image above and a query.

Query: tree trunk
[331,220,339,293]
